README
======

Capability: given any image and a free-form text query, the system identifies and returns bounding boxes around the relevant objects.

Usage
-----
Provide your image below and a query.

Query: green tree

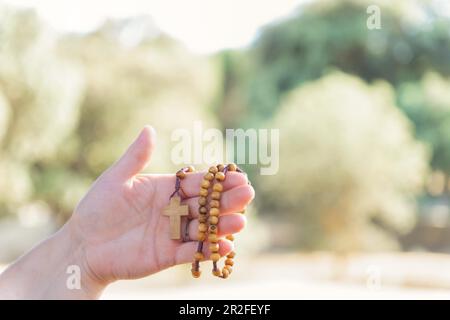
[0,7,85,218]
[260,73,428,251]
[216,0,450,177]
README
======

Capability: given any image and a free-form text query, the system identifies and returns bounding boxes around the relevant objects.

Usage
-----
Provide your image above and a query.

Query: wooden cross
[162,195,189,239]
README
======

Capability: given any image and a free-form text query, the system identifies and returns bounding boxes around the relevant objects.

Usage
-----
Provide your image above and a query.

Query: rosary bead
[215,172,225,181]
[198,197,207,206]
[198,223,208,232]
[199,188,209,197]
[208,225,218,233]
[175,164,247,279]
[221,268,229,279]
[208,233,218,243]
[201,180,210,189]
[226,251,235,259]
[224,265,233,273]
[209,208,220,216]
[208,166,218,174]
[210,200,220,208]
[210,253,221,262]
[208,216,219,225]
[191,269,201,278]
[211,191,221,200]
[204,172,214,181]
[198,231,206,241]
[209,243,220,252]
[194,252,204,261]
[212,183,223,192]
[176,170,186,179]
[225,258,234,266]
[187,166,195,173]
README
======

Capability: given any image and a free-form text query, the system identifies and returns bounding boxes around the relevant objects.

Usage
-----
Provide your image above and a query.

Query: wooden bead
[215,172,225,181]
[208,166,218,174]
[208,216,219,225]
[225,258,234,266]
[198,223,207,232]
[187,166,195,172]
[209,208,220,216]
[212,268,221,277]
[221,268,229,278]
[227,163,237,171]
[191,269,201,278]
[210,200,220,208]
[194,252,204,261]
[209,243,220,252]
[199,206,207,214]
[198,231,206,241]
[198,215,207,223]
[199,188,209,197]
[226,251,235,259]
[217,164,225,172]
[224,265,233,273]
[210,253,220,262]
[204,172,214,181]
[198,197,207,206]
[201,180,210,189]
[213,183,223,192]
[211,191,221,200]
[209,225,218,234]
[208,233,218,243]
[176,170,186,179]
[226,234,234,241]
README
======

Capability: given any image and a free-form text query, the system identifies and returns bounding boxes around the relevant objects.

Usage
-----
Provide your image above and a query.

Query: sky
[1,0,305,54]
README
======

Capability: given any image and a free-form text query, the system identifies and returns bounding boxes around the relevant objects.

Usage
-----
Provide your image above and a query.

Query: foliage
[217,0,450,175]
[0,9,218,220]
[260,73,428,251]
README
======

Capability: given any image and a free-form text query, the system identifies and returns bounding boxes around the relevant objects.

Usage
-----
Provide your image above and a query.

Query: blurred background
[1,0,450,299]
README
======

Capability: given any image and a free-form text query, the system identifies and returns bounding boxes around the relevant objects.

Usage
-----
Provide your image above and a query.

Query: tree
[259,73,428,251]
[0,7,85,218]
[215,0,450,178]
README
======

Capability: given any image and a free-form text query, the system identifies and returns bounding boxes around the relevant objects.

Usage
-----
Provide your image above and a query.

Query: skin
[0,126,254,299]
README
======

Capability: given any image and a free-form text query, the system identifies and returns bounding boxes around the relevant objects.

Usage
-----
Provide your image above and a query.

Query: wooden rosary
[163,163,246,279]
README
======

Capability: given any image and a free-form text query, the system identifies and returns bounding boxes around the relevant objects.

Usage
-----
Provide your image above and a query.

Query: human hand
[68,126,254,290]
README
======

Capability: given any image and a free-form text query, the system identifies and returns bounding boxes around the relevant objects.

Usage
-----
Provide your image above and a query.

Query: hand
[68,126,254,288]
[0,126,254,299]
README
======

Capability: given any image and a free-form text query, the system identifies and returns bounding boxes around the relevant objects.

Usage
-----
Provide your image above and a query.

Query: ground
[101,252,450,299]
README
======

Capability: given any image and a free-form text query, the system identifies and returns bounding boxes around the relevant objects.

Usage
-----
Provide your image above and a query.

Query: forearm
[0,223,106,299]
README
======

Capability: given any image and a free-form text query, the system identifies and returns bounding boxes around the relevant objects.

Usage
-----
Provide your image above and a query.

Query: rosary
[162,163,247,279]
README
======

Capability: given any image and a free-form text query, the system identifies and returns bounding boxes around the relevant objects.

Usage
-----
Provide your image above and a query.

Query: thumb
[106,125,156,182]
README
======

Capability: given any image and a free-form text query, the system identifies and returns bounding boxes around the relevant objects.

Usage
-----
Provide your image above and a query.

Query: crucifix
[163,195,189,239]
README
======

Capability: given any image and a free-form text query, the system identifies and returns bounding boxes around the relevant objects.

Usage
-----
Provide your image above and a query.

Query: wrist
[0,221,108,299]
[58,221,110,298]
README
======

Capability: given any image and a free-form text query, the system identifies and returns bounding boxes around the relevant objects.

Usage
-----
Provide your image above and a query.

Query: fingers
[104,126,156,182]
[184,184,254,218]
[180,171,248,198]
[186,214,247,241]
[175,239,234,265]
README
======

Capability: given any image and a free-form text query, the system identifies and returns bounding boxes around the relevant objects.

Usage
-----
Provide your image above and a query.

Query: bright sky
[2,0,305,53]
